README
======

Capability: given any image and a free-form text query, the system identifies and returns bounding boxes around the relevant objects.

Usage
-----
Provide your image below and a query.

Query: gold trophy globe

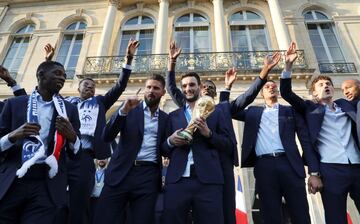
[178,96,216,143]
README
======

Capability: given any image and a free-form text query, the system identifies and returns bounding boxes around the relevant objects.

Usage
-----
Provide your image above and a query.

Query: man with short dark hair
[280,42,360,224]
[0,60,81,224]
[94,73,168,224]
[45,40,139,223]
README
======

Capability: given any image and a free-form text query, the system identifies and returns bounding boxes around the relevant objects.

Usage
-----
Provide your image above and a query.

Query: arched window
[56,21,87,79]
[119,16,155,55]
[229,11,269,51]
[2,24,35,76]
[174,13,210,53]
[304,10,345,64]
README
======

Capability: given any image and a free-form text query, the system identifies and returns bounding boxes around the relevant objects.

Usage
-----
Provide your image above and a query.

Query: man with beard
[165,41,281,224]
[0,61,81,223]
[280,42,360,224]
[94,74,168,224]
[341,79,360,106]
[44,40,138,224]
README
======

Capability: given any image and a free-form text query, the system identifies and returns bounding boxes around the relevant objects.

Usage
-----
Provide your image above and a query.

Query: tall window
[229,11,269,51]
[57,21,87,79]
[119,16,154,55]
[304,10,345,64]
[174,13,210,53]
[2,24,35,76]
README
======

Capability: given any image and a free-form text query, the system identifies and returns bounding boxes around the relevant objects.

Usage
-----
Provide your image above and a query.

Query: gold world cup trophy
[178,96,216,143]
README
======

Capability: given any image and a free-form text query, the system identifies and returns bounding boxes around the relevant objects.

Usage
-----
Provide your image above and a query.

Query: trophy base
[178,130,193,144]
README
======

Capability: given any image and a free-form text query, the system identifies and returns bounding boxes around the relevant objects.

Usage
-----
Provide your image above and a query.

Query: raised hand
[8,123,41,143]
[44,43,56,61]
[285,42,298,71]
[56,116,77,143]
[0,65,16,86]
[259,52,281,80]
[126,39,140,57]
[169,41,182,60]
[120,96,141,114]
[225,67,237,90]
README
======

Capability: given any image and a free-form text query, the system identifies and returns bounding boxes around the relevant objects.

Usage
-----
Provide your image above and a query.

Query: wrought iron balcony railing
[318,63,357,74]
[83,50,307,77]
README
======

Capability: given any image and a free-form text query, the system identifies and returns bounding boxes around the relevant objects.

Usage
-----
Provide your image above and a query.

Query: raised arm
[219,67,237,102]
[230,52,281,115]
[102,96,140,142]
[166,41,185,108]
[0,66,27,96]
[279,42,308,114]
[101,39,139,111]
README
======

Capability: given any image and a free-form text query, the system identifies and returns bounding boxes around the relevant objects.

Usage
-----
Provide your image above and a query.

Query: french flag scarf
[16,90,67,178]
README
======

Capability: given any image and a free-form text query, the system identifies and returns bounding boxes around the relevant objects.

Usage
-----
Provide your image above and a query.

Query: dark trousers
[223,170,236,224]
[0,167,57,224]
[254,156,310,224]
[67,151,95,224]
[320,163,360,224]
[162,176,224,224]
[93,165,160,224]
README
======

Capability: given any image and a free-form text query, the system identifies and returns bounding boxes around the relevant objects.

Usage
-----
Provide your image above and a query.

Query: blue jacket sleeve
[166,70,185,108]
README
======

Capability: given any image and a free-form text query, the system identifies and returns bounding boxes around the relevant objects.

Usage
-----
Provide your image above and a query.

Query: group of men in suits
[0,38,359,224]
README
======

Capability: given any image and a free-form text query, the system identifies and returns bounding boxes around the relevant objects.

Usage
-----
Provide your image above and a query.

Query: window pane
[231,12,244,21]
[119,31,137,55]
[246,11,261,20]
[78,22,87,30]
[125,17,139,25]
[141,16,154,24]
[2,37,30,72]
[304,11,314,20]
[138,30,153,55]
[193,27,209,53]
[177,14,190,23]
[58,35,73,57]
[315,11,329,20]
[16,24,35,34]
[328,47,345,62]
[249,25,268,51]
[175,27,190,53]
[193,14,207,22]
[230,26,249,51]
[66,23,77,30]
[67,56,79,68]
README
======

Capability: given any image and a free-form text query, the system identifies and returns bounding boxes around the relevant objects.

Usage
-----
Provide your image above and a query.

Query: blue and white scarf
[67,96,99,136]
[16,90,68,178]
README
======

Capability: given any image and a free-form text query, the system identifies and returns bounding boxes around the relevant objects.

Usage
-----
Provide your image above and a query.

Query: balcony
[81,50,309,79]
[318,63,357,74]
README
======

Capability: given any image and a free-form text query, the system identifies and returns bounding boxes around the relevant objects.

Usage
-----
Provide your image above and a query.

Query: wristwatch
[310,172,321,177]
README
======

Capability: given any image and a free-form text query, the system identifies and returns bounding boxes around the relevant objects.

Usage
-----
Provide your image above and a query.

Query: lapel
[278,104,286,135]
[178,107,189,127]
[156,110,165,148]
[336,99,356,121]
[253,106,265,130]
[135,103,144,136]
[47,109,58,156]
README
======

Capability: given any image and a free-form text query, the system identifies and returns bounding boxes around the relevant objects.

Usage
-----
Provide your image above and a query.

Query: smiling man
[0,61,81,224]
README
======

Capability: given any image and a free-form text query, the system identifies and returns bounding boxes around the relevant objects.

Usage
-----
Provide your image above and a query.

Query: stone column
[212,0,227,52]
[97,1,117,56]
[267,0,290,50]
[154,0,169,54]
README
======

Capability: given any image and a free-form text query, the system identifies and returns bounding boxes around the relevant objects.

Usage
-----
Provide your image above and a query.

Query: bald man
[341,79,360,106]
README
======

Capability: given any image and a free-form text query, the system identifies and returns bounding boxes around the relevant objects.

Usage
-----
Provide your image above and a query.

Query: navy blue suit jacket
[0,95,81,206]
[165,71,266,167]
[280,78,359,149]
[162,107,233,184]
[0,88,27,112]
[102,103,168,187]
[232,104,318,178]
[71,68,131,160]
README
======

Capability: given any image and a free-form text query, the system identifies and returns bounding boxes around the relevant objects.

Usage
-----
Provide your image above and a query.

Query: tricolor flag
[235,175,248,224]
[347,212,353,224]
